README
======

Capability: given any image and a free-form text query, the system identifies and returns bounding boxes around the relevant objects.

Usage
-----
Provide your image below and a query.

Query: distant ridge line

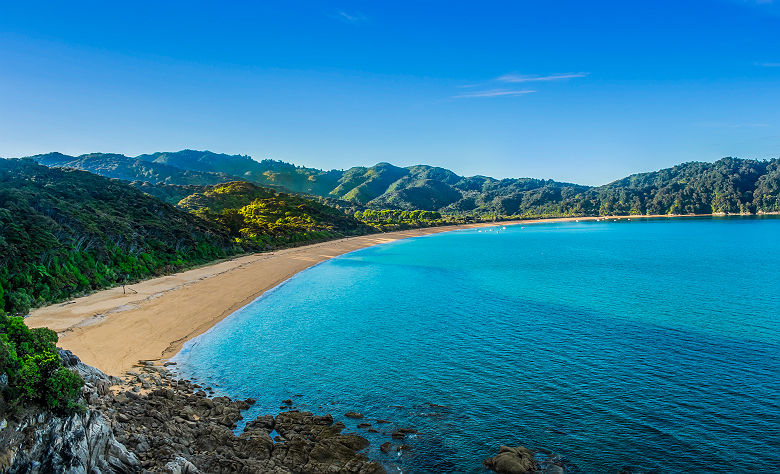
[14,150,780,216]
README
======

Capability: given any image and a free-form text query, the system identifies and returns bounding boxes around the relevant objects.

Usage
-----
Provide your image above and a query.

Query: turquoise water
[173,217,780,472]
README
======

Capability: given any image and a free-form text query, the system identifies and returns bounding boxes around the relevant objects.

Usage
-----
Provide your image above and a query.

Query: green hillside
[0,159,244,315]
[31,152,239,186]
[581,158,780,215]
[137,150,342,195]
[23,150,780,216]
[178,181,373,248]
[0,161,374,316]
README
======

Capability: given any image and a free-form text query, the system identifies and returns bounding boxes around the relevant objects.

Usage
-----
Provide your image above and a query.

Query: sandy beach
[25,214,698,375]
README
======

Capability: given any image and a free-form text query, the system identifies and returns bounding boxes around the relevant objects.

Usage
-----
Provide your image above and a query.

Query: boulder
[483,445,538,474]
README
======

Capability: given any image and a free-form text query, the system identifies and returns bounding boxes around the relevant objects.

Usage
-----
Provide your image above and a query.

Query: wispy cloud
[758,62,780,67]
[497,72,589,83]
[451,71,585,99]
[452,89,536,99]
[334,10,367,23]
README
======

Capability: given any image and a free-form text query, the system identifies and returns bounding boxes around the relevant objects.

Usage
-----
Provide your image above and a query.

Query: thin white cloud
[452,71,584,98]
[758,62,780,67]
[335,11,366,23]
[497,72,589,83]
[452,89,536,99]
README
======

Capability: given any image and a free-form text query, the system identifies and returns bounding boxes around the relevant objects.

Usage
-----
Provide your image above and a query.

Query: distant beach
[26,214,701,376]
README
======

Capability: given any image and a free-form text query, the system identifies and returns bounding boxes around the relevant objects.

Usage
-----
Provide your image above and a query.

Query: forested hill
[32,152,241,187]
[0,159,243,315]
[26,150,583,211]
[0,160,372,315]
[24,150,780,215]
[489,157,780,216]
[575,158,780,216]
[177,181,373,247]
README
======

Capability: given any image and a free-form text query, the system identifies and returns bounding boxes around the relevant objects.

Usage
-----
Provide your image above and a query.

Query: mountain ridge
[17,150,780,215]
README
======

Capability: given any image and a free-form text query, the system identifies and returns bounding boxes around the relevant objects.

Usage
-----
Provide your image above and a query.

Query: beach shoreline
[25,214,706,376]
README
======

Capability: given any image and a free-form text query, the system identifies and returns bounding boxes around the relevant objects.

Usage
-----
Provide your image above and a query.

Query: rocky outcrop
[0,409,141,473]
[484,445,538,474]
[483,445,576,474]
[0,353,384,473]
[102,367,383,473]
[2,352,581,473]
[0,350,140,473]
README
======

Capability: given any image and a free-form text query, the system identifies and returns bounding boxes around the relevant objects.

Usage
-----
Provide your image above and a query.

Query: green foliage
[354,209,449,231]
[45,366,84,412]
[29,150,779,217]
[31,152,237,187]
[0,159,245,314]
[179,181,373,247]
[0,310,84,413]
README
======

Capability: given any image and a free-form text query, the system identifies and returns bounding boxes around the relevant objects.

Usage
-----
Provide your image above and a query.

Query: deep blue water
[172,217,780,473]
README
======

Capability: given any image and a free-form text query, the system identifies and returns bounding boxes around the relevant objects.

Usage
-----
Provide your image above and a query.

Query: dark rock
[338,434,370,451]
[380,442,393,454]
[483,445,538,474]
[357,423,371,429]
[345,411,364,419]
[426,402,449,408]
[246,414,274,431]
[4,355,388,474]
[391,430,405,439]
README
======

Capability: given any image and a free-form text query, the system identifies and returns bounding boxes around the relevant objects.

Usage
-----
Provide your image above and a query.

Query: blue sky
[1,0,778,185]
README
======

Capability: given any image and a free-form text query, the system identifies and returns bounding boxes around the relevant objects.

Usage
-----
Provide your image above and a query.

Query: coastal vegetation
[0,160,374,315]
[0,159,245,315]
[354,209,452,231]
[0,310,83,413]
[27,150,780,217]
[178,181,373,247]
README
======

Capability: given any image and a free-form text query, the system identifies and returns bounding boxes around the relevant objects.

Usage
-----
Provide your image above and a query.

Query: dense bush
[0,311,83,413]
[179,181,374,247]
[354,209,450,231]
[0,159,247,314]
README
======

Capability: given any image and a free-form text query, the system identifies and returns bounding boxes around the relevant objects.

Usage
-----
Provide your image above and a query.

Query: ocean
[172,217,780,472]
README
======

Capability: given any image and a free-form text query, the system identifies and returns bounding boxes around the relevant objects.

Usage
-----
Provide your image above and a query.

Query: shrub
[0,311,83,413]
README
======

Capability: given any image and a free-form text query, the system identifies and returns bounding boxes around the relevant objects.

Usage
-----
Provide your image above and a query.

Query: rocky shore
[0,351,582,473]
[0,351,383,473]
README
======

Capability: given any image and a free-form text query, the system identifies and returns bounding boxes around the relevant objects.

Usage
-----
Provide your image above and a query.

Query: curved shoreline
[25,214,703,376]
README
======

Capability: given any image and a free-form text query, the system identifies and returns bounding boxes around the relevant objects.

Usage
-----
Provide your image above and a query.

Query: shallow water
[173,217,780,472]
